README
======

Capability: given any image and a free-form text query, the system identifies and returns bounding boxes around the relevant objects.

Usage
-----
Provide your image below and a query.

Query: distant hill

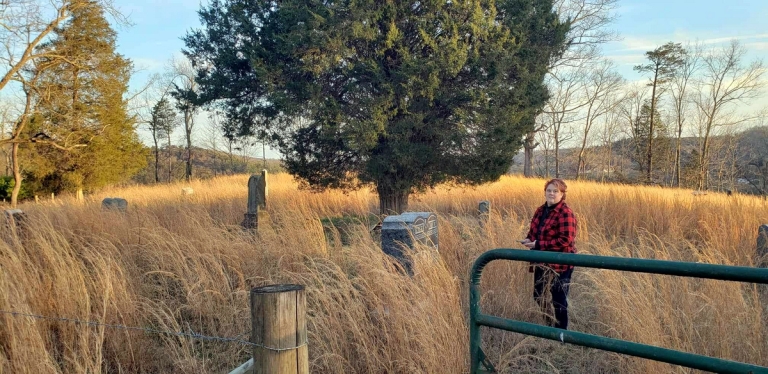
[508,126,768,194]
[132,145,285,184]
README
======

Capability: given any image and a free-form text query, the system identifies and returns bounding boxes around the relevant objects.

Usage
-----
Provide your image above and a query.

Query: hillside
[510,126,768,194]
[131,145,286,184]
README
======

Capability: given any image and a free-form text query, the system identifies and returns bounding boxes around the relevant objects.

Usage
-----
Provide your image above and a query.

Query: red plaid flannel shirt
[526,201,577,273]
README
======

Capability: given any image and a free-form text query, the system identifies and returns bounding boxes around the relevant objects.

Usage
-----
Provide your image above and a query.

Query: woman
[520,178,576,330]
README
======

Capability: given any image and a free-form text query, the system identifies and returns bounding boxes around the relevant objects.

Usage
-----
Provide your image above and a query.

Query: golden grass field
[0,173,766,373]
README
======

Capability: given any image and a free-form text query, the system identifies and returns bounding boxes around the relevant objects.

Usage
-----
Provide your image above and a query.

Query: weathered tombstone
[242,176,261,230]
[34,195,39,204]
[479,200,491,227]
[76,189,84,202]
[4,209,26,230]
[50,193,55,202]
[181,187,194,196]
[381,212,438,275]
[101,197,128,213]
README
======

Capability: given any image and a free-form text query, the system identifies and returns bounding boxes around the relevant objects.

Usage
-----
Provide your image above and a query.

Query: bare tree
[575,59,623,179]
[523,0,619,175]
[596,105,623,181]
[669,42,701,187]
[692,40,765,190]
[535,116,555,177]
[0,101,14,176]
[539,66,590,177]
[618,83,649,179]
[552,0,620,69]
[168,56,200,182]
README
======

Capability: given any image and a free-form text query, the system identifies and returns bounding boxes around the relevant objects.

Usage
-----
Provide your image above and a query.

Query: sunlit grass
[1,174,766,373]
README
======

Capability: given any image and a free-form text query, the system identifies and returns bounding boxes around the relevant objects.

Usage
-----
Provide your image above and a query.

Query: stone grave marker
[381,212,438,274]
[4,209,26,229]
[102,197,128,212]
[479,200,490,227]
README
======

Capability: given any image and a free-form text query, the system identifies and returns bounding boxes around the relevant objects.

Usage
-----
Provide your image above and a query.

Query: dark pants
[533,266,573,330]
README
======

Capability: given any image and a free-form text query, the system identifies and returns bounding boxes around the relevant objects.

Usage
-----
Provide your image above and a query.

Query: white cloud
[746,42,768,51]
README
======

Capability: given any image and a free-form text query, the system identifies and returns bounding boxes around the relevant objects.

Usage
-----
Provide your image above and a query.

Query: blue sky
[111,0,768,155]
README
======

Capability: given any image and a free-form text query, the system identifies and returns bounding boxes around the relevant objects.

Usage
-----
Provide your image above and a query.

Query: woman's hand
[520,239,536,249]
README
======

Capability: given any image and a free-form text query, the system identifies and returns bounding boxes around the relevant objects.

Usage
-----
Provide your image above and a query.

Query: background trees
[183,0,569,214]
[19,1,145,198]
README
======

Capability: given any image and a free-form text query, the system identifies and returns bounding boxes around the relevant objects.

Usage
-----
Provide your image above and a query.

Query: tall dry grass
[0,174,766,373]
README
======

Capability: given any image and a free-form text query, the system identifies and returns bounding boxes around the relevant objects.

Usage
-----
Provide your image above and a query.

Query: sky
[110,0,768,157]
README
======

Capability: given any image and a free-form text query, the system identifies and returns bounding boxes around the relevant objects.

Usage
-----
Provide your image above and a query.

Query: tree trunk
[168,135,173,183]
[377,183,410,216]
[647,69,659,184]
[4,150,9,176]
[185,109,193,182]
[674,129,682,187]
[576,149,585,180]
[10,142,21,208]
[152,134,159,183]
[554,138,560,178]
[523,131,538,177]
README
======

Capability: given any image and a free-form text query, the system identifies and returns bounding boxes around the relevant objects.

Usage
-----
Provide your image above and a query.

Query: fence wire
[0,309,306,352]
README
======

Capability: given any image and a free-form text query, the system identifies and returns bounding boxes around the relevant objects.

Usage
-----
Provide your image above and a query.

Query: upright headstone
[242,176,260,230]
[76,188,84,202]
[102,197,128,213]
[50,193,55,202]
[381,212,438,274]
[479,200,491,227]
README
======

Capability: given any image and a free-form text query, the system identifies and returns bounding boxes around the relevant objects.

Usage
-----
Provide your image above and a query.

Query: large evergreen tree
[184,0,569,214]
[21,1,145,193]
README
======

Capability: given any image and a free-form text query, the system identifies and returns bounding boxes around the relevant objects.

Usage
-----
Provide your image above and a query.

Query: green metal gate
[469,249,768,374]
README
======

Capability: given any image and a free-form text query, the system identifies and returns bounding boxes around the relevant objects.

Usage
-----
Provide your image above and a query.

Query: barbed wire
[0,309,306,352]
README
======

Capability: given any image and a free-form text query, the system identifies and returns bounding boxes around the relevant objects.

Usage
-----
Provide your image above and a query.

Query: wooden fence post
[251,284,308,374]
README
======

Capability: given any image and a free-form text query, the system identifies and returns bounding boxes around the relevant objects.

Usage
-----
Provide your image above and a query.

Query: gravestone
[181,187,194,196]
[4,209,26,230]
[76,189,84,202]
[381,212,438,274]
[248,170,268,209]
[479,200,490,227]
[242,174,264,230]
[102,197,128,213]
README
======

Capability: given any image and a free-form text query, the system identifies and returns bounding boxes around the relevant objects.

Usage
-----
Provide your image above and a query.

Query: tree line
[529,40,765,192]
[0,0,764,212]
